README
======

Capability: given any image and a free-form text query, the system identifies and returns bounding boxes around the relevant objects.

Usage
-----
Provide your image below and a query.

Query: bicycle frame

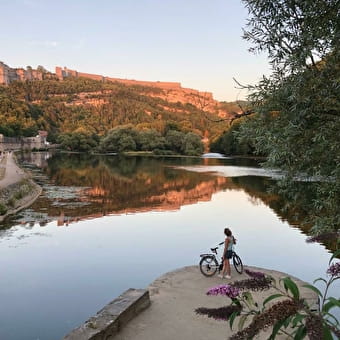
[199,243,243,276]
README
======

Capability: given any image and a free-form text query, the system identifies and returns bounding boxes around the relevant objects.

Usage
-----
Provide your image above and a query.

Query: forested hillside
[0,77,232,145]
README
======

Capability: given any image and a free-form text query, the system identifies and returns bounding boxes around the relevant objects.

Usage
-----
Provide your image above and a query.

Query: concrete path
[113,265,317,340]
[0,152,26,188]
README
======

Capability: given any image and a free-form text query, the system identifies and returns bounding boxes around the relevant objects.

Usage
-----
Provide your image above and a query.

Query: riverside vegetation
[196,256,340,339]
[198,0,339,338]
[0,178,38,217]
[226,0,339,239]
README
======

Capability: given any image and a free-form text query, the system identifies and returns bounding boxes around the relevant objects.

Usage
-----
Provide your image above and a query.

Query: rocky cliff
[55,66,229,116]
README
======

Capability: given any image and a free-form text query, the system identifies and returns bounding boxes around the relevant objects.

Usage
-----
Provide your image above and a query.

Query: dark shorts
[224,250,233,259]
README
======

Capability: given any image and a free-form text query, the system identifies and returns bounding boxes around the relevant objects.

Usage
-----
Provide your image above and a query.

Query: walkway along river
[0,152,41,222]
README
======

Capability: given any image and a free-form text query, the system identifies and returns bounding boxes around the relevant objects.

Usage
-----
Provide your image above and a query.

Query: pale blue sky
[0,0,270,101]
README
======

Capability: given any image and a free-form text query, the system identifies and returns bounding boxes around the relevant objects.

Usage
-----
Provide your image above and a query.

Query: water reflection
[3,152,330,250]
[12,153,252,228]
[4,153,313,240]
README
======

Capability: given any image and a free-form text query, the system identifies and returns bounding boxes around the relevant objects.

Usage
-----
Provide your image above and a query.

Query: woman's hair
[224,228,237,244]
[224,228,232,236]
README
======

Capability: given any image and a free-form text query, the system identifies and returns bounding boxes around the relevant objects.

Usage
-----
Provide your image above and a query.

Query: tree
[99,126,137,153]
[165,130,186,154]
[37,65,48,73]
[182,132,204,156]
[57,132,98,152]
[136,129,165,151]
[237,0,340,235]
[210,118,257,156]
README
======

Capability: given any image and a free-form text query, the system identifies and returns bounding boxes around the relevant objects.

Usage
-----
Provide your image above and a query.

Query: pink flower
[245,269,266,279]
[327,262,340,278]
[207,284,240,299]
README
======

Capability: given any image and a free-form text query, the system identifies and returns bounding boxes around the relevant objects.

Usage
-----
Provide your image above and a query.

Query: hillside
[0,77,238,144]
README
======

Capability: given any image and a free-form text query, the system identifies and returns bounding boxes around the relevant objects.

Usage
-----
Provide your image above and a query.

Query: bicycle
[199,241,243,277]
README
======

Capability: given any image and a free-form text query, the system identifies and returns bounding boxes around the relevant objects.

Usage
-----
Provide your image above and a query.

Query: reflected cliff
[3,152,334,251]
[12,153,243,227]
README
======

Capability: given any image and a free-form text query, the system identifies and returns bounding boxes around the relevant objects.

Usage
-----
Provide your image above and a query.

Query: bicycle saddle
[210,247,218,254]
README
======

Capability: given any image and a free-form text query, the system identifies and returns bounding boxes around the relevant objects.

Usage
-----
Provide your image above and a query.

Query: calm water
[0,152,337,340]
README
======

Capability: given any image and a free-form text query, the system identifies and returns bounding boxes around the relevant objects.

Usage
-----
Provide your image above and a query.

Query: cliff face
[55,66,229,116]
[0,61,232,117]
[145,87,228,117]
[0,61,238,142]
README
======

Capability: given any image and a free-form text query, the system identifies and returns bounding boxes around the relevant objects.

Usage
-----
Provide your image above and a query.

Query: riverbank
[0,152,42,222]
[64,265,318,340]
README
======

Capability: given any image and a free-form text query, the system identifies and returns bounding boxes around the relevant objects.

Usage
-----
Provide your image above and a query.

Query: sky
[0,0,271,101]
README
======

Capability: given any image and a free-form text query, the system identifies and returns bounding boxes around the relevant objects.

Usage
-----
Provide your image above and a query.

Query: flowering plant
[195,252,340,339]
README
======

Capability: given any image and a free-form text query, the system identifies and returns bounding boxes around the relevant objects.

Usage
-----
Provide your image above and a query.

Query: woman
[218,228,236,279]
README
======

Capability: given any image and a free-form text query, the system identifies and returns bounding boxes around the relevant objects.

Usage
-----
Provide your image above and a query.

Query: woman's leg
[225,259,231,276]
[221,259,226,276]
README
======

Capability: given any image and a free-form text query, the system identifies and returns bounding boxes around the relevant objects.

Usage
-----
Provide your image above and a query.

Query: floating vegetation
[42,185,90,200]
[51,201,90,207]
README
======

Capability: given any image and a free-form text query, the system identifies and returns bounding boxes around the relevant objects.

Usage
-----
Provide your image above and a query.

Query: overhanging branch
[204,109,255,125]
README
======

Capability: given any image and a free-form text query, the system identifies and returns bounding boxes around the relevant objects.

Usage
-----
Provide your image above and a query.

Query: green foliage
[136,129,165,151]
[98,125,204,155]
[99,126,137,153]
[0,92,41,137]
[210,118,258,156]
[182,132,204,156]
[165,130,185,154]
[198,259,340,339]
[57,132,99,152]
[0,203,7,215]
[237,0,340,235]
[196,3,340,336]
[0,77,227,143]
[13,190,24,200]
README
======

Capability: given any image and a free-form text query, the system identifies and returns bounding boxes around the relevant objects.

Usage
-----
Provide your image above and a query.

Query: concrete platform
[65,265,318,340]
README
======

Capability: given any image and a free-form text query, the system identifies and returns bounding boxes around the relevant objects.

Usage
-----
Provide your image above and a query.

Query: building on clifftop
[0,62,43,85]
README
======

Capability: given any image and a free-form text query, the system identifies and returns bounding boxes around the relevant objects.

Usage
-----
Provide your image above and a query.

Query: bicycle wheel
[199,255,218,277]
[233,253,243,274]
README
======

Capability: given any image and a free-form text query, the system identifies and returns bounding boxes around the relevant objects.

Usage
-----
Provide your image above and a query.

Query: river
[0,152,337,340]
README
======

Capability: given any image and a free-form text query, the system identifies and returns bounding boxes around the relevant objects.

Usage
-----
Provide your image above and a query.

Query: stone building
[55,66,182,89]
[55,66,78,80]
[0,62,43,85]
[0,131,48,151]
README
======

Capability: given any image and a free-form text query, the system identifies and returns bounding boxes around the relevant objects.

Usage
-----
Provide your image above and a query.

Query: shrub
[196,252,340,339]
[0,203,7,215]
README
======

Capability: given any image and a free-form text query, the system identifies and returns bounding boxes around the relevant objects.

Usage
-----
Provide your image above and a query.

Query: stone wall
[1,61,216,104]
[56,66,183,90]
[63,289,150,340]
[0,134,47,152]
[0,178,42,222]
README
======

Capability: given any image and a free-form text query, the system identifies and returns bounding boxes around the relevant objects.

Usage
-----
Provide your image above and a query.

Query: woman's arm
[223,238,230,257]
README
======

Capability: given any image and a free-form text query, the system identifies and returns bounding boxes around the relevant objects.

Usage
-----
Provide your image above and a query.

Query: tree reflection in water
[7,152,335,252]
